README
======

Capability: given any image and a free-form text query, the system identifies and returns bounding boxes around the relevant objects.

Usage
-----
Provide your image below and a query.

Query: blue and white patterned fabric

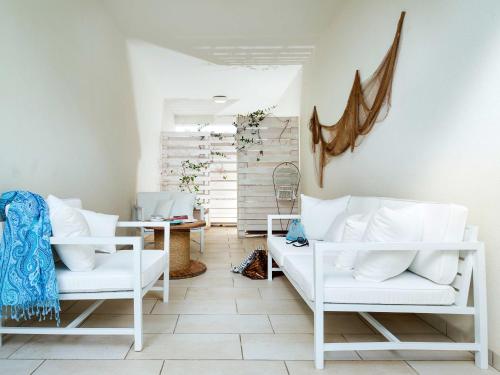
[0,191,60,324]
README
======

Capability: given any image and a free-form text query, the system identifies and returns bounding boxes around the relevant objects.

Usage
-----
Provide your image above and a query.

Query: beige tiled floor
[0,227,498,374]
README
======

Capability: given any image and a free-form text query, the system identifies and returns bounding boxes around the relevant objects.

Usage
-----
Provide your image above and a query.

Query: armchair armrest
[50,236,142,248]
[133,205,144,221]
[116,221,170,252]
[117,221,170,229]
[267,214,301,237]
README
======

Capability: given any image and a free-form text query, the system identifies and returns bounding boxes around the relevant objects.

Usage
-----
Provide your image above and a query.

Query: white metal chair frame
[267,214,488,370]
[0,221,170,352]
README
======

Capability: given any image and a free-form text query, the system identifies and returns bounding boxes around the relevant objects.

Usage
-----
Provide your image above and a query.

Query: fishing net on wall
[309,12,406,187]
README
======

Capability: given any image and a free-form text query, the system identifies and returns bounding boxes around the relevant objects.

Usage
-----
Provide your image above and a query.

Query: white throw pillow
[171,194,196,219]
[79,209,119,254]
[62,198,82,209]
[301,195,350,240]
[353,205,424,282]
[409,204,468,285]
[324,210,349,242]
[153,199,174,218]
[333,212,372,270]
[46,195,95,272]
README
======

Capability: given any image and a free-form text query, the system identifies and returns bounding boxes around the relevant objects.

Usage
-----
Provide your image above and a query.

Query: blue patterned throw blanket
[0,191,60,323]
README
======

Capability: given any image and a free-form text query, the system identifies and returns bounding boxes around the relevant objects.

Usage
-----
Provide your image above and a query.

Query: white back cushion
[137,192,195,220]
[78,209,119,254]
[171,193,196,219]
[324,211,350,242]
[153,199,175,218]
[334,212,372,270]
[353,205,424,282]
[410,203,468,284]
[47,195,95,272]
[301,195,350,240]
[62,198,82,209]
[346,197,468,285]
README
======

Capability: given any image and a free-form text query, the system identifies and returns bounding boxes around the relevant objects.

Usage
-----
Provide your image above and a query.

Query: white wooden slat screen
[236,116,300,237]
[161,131,237,224]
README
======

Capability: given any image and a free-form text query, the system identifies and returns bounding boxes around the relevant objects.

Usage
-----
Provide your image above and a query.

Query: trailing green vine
[178,160,209,194]
[232,106,274,162]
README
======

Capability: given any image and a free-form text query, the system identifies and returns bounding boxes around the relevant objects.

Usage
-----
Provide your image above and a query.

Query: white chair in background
[0,220,170,351]
[135,191,207,252]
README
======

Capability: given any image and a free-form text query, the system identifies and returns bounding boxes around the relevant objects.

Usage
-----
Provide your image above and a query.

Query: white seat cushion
[283,254,456,305]
[267,236,311,266]
[56,250,165,293]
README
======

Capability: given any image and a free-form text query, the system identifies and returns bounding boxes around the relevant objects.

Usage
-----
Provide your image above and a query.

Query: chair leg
[314,307,324,369]
[475,311,489,369]
[163,260,169,303]
[474,246,489,369]
[0,318,3,347]
[133,295,143,351]
[267,251,273,281]
[200,229,205,253]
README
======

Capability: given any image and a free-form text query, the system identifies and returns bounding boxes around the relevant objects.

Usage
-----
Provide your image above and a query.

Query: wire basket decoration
[276,185,295,201]
[272,162,301,231]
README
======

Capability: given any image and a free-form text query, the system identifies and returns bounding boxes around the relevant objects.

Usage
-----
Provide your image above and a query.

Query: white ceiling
[128,40,302,116]
[104,0,339,65]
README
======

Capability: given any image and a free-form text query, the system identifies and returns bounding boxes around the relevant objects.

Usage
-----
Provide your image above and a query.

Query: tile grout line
[283,360,291,375]
[267,314,276,334]
[238,333,244,360]
[404,360,422,375]
[340,333,363,360]
[158,359,166,375]
[29,359,45,374]
[6,333,35,359]
[122,340,135,360]
[172,314,181,334]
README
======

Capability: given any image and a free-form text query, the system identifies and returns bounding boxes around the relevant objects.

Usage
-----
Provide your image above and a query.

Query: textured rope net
[309,12,406,187]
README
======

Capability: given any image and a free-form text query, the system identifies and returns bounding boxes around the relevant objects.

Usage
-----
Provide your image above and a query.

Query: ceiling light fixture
[213,95,228,104]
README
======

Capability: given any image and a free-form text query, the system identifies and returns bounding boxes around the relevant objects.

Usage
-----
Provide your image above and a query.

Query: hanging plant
[232,106,274,162]
[171,160,210,199]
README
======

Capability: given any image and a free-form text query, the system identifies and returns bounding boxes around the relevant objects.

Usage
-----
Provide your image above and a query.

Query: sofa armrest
[314,241,483,253]
[267,214,301,237]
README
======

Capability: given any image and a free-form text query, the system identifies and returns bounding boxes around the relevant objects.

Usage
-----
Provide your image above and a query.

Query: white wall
[0,0,139,219]
[300,0,500,355]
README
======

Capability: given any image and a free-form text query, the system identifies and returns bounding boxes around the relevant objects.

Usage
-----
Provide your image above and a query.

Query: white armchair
[0,221,170,352]
[135,192,207,252]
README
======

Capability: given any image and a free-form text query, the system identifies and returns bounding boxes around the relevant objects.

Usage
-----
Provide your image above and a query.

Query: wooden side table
[150,220,207,279]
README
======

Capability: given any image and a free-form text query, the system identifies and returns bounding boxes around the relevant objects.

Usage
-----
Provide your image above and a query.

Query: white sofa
[267,196,488,370]
[0,203,169,352]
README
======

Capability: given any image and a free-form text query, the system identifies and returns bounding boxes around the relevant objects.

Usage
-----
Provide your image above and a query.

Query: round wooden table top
[147,220,206,232]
